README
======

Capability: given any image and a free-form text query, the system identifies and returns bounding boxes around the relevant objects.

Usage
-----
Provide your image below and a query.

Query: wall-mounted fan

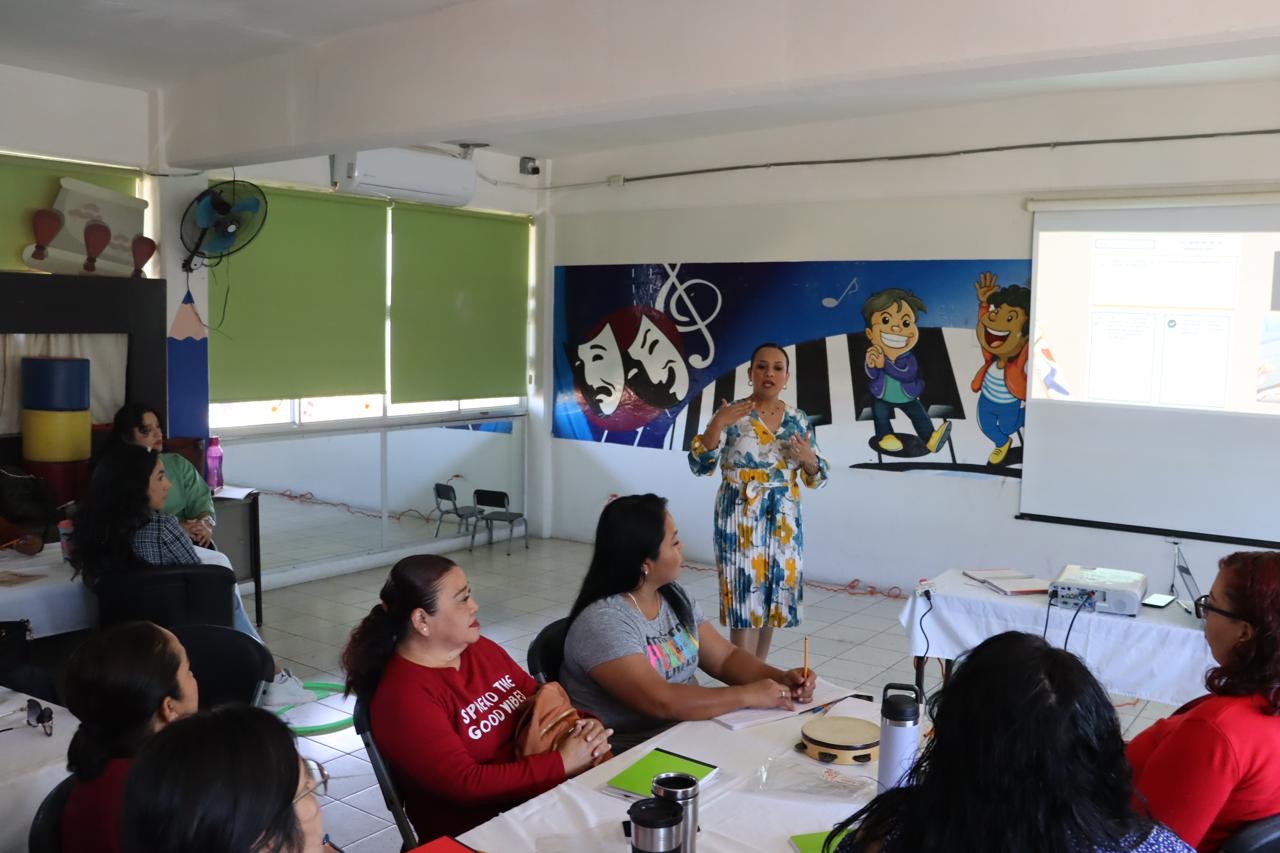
[180,180,268,272]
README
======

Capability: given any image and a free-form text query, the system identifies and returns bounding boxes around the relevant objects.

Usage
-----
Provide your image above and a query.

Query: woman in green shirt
[105,404,215,546]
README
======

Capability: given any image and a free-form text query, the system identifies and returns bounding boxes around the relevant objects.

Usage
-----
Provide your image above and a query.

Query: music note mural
[554,259,1042,476]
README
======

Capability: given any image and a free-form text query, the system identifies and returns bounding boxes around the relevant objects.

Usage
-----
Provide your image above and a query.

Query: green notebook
[604,747,717,799]
[789,828,851,853]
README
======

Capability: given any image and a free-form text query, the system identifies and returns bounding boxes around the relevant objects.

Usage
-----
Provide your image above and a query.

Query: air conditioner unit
[332,148,476,207]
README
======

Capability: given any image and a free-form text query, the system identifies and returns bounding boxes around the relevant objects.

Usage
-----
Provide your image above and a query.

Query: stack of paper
[962,569,1049,596]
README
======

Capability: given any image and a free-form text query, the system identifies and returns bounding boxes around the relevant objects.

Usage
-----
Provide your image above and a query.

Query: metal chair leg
[523,518,529,549]
[506,523,512,556]
[469,521,478,552]
[434,513,444,537]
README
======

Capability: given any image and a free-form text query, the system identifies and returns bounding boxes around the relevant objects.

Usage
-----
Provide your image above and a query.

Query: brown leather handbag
[514,681,612,762]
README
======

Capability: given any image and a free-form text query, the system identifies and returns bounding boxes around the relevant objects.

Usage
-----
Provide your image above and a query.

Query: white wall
[0,63,148,166]
[542,77,1280,592]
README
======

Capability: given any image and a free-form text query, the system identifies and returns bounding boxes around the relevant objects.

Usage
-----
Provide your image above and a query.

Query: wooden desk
[213,486,263,627]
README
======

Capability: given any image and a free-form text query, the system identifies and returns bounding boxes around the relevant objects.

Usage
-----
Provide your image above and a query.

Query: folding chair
[469,489,527,555]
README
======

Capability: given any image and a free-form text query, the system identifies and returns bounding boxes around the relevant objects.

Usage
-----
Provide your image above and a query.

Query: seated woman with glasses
[71,444,310,706]
[60,622,199,853]
[341,554,612,842]
[122,704,337,853]
[1128,550,1280,853]
[560,494,816,753]
[825,631,1191,853]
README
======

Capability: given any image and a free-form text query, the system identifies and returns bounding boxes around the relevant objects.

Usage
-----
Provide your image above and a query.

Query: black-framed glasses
[1194,594,1247,623]
[0,699,53,736]
[294,758,330,803]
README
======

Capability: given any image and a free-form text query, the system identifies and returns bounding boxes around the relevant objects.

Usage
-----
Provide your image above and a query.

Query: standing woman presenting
[689,343,828,660]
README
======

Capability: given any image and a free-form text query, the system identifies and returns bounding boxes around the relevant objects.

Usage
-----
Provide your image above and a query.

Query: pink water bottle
[205,436,224,491]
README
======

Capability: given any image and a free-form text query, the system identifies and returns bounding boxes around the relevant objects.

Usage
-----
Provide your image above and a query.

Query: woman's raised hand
[558,718,614,776]
[788,434,818,470]
[709,398,754,433]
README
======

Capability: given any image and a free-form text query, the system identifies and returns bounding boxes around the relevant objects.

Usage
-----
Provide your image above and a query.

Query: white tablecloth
[898,570,1216,707]
[0,547,94,638]
[460,709,881,852]
[0,689,75,853]
[0,545,234,639]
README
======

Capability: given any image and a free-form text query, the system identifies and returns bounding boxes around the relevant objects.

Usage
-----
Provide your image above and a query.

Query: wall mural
[552,260,1065,476]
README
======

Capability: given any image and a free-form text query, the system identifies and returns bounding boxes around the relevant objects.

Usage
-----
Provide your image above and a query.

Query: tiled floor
[243,536,1172,850]
[257,493,475,576]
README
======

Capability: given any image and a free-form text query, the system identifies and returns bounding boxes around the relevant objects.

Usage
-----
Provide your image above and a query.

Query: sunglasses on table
[0,698,53,736]
[1194,594,1247,622]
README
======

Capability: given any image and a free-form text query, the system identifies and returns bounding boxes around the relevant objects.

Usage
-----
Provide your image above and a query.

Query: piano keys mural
[552,260,1060,477]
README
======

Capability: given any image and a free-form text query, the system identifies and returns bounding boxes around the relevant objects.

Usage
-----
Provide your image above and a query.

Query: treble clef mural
[656,263,722,369]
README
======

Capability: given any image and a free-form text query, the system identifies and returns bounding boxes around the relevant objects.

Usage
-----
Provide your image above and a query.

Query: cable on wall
[551,125,1280,191]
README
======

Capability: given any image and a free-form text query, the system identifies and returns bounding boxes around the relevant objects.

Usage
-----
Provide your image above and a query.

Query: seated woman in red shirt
[1128,550,1280,852]
[341,555,612,842]
[60,621,199,853]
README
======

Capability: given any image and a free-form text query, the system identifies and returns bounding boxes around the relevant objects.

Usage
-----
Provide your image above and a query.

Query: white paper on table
[714,679,857,731]
[823,695,882,725]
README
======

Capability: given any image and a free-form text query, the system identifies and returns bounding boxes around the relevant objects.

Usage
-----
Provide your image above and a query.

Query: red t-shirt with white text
[370,638,565,841]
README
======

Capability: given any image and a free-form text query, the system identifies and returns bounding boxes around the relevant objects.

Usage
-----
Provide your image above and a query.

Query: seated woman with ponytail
[60,621,199,853]
[341,555,613,841]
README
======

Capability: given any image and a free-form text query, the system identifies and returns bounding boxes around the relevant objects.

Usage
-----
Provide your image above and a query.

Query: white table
[0,544,236,639]
[0,689,75,853]
[0,547,94,638]
[899,570,1216,707]
[460,709,880,852]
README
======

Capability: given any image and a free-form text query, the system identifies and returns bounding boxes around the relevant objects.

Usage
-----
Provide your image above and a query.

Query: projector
[1049,565,1148,617]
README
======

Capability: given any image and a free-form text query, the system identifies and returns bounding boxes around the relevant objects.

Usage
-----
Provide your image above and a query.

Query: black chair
[95,563,235,629]
[28,774,75,853]
[354,697,418,851]
[527,617,570,684]
[1222,815,1280,853]
[433,483,481,537]
[469,489,528,555]
[171,624,274,708]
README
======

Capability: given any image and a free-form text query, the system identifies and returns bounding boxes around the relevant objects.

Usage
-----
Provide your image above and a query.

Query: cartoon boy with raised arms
[862,288,952,454]
[970,272,1030,465]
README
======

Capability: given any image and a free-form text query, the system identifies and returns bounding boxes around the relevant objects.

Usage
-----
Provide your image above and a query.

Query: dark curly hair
[1205,550,1280,714]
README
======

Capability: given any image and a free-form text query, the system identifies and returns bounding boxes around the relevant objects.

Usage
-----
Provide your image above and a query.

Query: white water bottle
[877,683,922,792]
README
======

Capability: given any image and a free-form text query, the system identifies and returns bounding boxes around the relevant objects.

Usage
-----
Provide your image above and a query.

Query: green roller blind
[208,186,388,403]
[0,154,139,271]
[390,204,530,402]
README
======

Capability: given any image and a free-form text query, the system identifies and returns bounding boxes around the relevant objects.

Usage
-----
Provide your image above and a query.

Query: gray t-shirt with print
[560,585,706,736]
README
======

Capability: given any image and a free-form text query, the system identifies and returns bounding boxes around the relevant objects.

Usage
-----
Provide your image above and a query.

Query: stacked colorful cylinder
[20,357,92,506]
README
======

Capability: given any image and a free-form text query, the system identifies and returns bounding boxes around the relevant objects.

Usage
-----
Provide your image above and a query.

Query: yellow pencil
[803,637,809,681]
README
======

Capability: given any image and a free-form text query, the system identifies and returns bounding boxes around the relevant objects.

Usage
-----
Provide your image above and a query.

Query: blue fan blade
[229,197,261,215]
[194,195,220,229]
[203,230,238,255]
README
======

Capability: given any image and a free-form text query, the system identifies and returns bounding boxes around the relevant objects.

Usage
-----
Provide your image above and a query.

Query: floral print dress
[688,402,828,629]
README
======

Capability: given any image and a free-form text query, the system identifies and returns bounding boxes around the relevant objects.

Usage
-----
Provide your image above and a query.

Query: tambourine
[794,716,880,765]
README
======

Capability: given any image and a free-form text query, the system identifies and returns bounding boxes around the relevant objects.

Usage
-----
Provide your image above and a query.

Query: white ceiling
[474,55,1280,158]
[0,0,468,88]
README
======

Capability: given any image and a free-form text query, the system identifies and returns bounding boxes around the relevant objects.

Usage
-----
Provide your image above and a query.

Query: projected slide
[1035,232,1280,416]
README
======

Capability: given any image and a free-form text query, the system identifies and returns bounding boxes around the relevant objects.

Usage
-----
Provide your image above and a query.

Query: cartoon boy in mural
[970,272,1031,464]
[862,288,952,454]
